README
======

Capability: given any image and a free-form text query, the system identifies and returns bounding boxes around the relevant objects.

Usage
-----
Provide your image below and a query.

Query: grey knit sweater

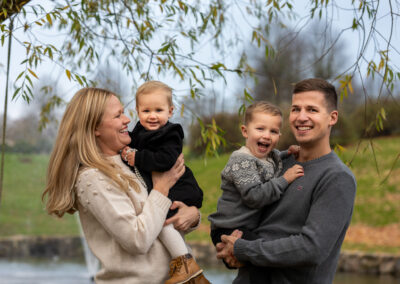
[233,151,357,284]
[208,146,288,231]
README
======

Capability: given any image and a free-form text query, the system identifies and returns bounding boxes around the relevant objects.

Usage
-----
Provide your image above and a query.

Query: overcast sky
[0,1,399,120]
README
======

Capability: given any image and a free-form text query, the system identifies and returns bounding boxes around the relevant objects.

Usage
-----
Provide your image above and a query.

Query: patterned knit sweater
[208,146,288,231]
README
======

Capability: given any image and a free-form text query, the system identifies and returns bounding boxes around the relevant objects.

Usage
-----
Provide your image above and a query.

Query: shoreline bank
[0,236,399,277]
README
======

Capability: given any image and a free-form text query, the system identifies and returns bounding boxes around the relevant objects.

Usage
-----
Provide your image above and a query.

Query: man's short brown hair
[136,80,173,108]
[244,101,282,125]
[293,78,338,111]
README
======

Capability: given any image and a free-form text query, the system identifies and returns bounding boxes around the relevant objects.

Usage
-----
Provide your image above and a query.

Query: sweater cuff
[147,190,172,213]
[233,238,253,262]
[275,176,289,192]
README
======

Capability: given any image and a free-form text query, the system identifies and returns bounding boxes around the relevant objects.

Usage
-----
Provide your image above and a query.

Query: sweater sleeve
[77,169,172,255]
[233,170,356,267]
[135,133,182,172]
[226,156,288,209]
[278,150,290,160]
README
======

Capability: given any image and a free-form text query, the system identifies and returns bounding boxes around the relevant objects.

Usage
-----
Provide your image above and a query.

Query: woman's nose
[122,114,131,124]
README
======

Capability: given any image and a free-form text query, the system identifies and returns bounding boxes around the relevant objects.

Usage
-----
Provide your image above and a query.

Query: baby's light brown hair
[244,101,282,125]
[135,80,173,108]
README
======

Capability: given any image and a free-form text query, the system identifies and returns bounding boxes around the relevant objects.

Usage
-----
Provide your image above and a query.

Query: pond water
[0,259,398,284]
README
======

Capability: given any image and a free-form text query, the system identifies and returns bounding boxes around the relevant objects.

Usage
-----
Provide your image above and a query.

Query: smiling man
[216,78,357,284]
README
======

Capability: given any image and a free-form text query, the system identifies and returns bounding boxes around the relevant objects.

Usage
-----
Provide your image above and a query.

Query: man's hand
[216,229,244,268]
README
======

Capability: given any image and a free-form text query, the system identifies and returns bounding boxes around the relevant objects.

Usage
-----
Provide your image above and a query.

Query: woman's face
[95,95,131,156]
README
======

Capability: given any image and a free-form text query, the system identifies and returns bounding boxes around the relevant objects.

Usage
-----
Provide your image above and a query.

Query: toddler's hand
[121,147,136,166]
[288,145,300,158]
[283,164,304,184]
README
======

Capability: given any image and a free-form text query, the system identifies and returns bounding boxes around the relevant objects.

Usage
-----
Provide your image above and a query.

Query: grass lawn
[0,154,79,236]
[0,136,399,253]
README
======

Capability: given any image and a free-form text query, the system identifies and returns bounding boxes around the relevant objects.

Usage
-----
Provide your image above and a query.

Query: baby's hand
[283,164,304,184]
[121,147,136,166]
[288,145,300,158]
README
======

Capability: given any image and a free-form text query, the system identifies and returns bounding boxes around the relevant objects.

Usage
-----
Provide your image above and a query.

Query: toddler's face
[241,112,281,159]
[136,90,173,131]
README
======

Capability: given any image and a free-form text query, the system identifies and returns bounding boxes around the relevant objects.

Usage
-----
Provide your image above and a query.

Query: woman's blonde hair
[42,87,139,217]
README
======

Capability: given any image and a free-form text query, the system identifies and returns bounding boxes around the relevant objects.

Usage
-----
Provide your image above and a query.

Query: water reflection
[0,259,90,284]
[0,259,399,284]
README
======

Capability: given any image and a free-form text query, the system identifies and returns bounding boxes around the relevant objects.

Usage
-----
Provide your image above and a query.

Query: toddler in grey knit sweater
[209,101,304,247]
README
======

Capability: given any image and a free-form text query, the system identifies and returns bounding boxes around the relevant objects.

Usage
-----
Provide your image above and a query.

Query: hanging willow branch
[0,17,13,207]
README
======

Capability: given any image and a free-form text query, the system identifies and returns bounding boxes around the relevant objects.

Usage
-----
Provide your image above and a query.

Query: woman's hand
[152,154,185,196]
[165,201,200,231]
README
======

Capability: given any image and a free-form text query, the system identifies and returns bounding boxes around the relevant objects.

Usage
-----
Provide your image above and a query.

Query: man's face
[289,91,337,148]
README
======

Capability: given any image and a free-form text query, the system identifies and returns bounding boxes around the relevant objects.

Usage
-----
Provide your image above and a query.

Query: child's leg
[161,224,207,284]
[159,223,188,258]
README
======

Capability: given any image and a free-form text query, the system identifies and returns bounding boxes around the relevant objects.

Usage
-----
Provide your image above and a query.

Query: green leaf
[16,71,24,81]
[46,13,53,25]
[27,68,39,79]
[238,104,246,116]
[66,69,72,80]
[244,89,254,103]
[380,107,386,120]
[12,87,22,99]
[210,63,225,70]
[75,74,83,85]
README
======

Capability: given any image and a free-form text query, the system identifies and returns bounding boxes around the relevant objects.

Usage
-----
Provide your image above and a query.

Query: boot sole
[174,269,203,284]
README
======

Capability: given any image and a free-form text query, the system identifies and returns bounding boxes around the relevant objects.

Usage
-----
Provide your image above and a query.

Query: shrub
[188,112,244,156]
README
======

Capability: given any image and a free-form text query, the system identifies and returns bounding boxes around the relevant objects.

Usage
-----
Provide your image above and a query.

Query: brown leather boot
[165,254,203,284]
[190,272,211,284]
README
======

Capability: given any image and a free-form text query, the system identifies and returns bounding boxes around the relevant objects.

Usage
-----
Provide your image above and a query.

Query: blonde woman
[42,88,203,284]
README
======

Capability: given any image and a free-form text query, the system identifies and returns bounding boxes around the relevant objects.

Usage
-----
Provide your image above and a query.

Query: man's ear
[241,125,248,138]
[329,110,338,126]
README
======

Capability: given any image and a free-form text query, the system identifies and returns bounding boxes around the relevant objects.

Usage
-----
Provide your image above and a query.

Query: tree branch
[0,0,30,23]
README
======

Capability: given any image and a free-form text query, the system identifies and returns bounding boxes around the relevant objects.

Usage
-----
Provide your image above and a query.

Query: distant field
[0,136,399,253]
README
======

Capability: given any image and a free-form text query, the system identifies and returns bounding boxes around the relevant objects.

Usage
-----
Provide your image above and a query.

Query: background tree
[1,1,400,205]
[250,23,347,104]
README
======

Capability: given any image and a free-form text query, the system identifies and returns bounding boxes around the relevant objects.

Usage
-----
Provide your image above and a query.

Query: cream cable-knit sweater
[76,155,172,284]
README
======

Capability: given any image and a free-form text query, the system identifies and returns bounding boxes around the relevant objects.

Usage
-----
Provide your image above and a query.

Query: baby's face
[241,112,282,159]
[136,90,173,131]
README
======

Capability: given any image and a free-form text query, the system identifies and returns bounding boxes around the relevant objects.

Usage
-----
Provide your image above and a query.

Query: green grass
[337,136,400,226]
[1,136,400,254]
[342,242,400,255]
[0,154,79,237]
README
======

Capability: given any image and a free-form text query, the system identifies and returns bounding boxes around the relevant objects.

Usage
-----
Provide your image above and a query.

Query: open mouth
[296,125,313,131]
[257,142,270,151]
